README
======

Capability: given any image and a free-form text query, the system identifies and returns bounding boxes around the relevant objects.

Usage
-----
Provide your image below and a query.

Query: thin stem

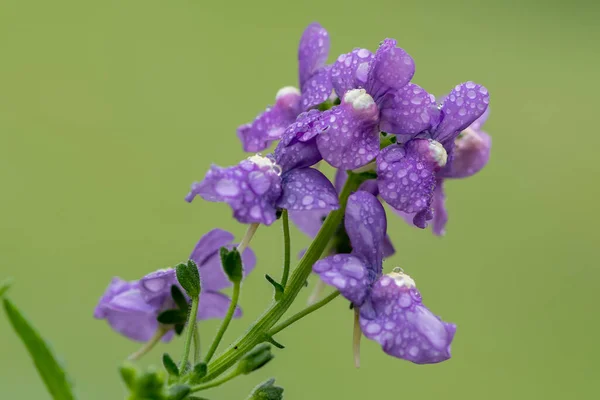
[280,209,291,289]
[353,307,361,368]
[203,281,241,364]
[269,291,340,336]
[307,278,327,305]
[199,172,365,383]
[127,325,169,361]
[237,223,260,254]
[193,322,201,364]
[190,369,239,392]
[180,296,199,370]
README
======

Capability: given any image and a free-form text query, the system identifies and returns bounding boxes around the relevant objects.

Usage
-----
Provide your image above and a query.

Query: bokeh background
[1,0,599,399]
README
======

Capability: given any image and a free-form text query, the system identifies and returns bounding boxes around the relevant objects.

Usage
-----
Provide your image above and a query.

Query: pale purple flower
[186,154,339,225]
[94,229,256,341]
[312,39,419,170]
[313,191,455,364]
[377,82,490,228]
[237,23,333,152]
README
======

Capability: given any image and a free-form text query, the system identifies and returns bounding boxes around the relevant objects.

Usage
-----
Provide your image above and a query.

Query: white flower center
[388,267,416,288]
[343,88,376,111]
[276,86,301,100]
[247,154,282,175]
[427,140,448,168]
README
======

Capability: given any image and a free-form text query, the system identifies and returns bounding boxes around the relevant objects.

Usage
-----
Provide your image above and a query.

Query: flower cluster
[93,22,492,391]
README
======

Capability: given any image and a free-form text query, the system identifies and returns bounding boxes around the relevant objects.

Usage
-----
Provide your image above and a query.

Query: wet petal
[198,246,257,291]
[330,48,374,98]
[377,141,442,227]
[301,67,333,110]
[277,168,339,212]
[289,209,328,238]
[379,83,435,141]
[316,102,380,170]
[313,254,371,305]
[382,235,396,258]
[275,110,323,173]
[186,156,283,226]
[360,272,456,364]
[189,229,234,267]
[434,82,490,144]
[431,180,448,236]
[237,88,302,152]
[298,23,330,88]
[139,269,176,302]
[366,39,415,101]
[344,191,387,269]
[440,130,491,179]
[197,291,242,320]
[470,106,490,131]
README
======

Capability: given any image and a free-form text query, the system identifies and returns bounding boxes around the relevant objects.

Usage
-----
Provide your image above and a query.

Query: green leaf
[220,247,243,283]
[189,361,207,384]
[162,353,179,377]
[176,261,201,298]
[174,323,185,335]
[171,285,189,311]
[264,274,284,300]
[263,334,285,349]
[247,378,284,400]
[119,362,138,390]
[0,277,13,298]
[2,298,76,400]
[157,309,187,325]
[166,384,191,400]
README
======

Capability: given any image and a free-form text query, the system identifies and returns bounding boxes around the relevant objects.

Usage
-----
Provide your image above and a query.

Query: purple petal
[199,246,257,292]
[289,209,328,238]
[313,254,371,305]
[301,67,333,110]
[189,229,234,267]
[377,141,445,227]
[94,278,134,318]
[330,48,374,98]
[440,130,491,179]
[382,235,396,258]
[360,272,456,364]
[277,168,339,211]
[140,269,176,302]
[274,110,323,173]
[198,291,242,320]
[431,180,448,236]
[186,156,282,226]
[298,23,330,88]
[237,87,302,152]
[366,39,415,101]
[105,308,163,343]
[379,83,435,141]
[344,191,387,270]
[334,168,347,193]
[316,98,380,170]
[470,106,490,131]
[434,82,490,144]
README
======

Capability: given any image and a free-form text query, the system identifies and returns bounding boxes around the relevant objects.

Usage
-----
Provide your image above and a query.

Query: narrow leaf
[263,334,285,349]
[174,323,185,336]
[162,353,179,377]
[0,277,13,298]
[157,309,187,325]
[3,298,76,400]
[264,274,284,300]
[170,285,189,311]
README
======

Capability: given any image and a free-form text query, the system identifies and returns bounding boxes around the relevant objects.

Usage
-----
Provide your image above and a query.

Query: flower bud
[175,260,201,298]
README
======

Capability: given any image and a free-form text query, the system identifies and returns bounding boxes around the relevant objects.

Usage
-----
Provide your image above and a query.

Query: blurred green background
[1,0,598,398]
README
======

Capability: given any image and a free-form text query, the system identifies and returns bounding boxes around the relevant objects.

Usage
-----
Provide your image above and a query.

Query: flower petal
[440,130,491,179]
[199,246,257,291]
[366,39,415,101]
[344,191,387,269]
[275,110,323,173]
[237,88,302,152]
[360,273,456,364]
[289,209,328,238]
[105,309,163,343]
[186,157,282,226]
[379,83,435,141]
[434,82,490,144]
[189,229,234,267]
[277,168,339,211]
[382,235,396,258]
[330,48,373,98]
[298,23,330,88]
[316,103,380,170]
[139,269,176,302]
[197,291,242,320]
[377,141,439,227]
[313,254,371,305]
[431,180,448,236]
[94,278,134,318]
[301,67,333,110]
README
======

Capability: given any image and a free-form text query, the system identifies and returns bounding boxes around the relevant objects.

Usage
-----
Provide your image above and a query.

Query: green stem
[200,172,364,382]
[268,291,340,336]
[127,325,169,361]
[280,209,291,289]
[203,281,241,364]
[193,322,200,364]
[180,296,199,370]
[190,369,239,392]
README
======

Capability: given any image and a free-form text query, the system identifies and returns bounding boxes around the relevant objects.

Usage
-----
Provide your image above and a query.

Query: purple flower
[186,154,339,225]
[237,23,333,152]
[313,39,419,170]
[313,191,455,364]
[94,229,256,341]
[377,82,490,228]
